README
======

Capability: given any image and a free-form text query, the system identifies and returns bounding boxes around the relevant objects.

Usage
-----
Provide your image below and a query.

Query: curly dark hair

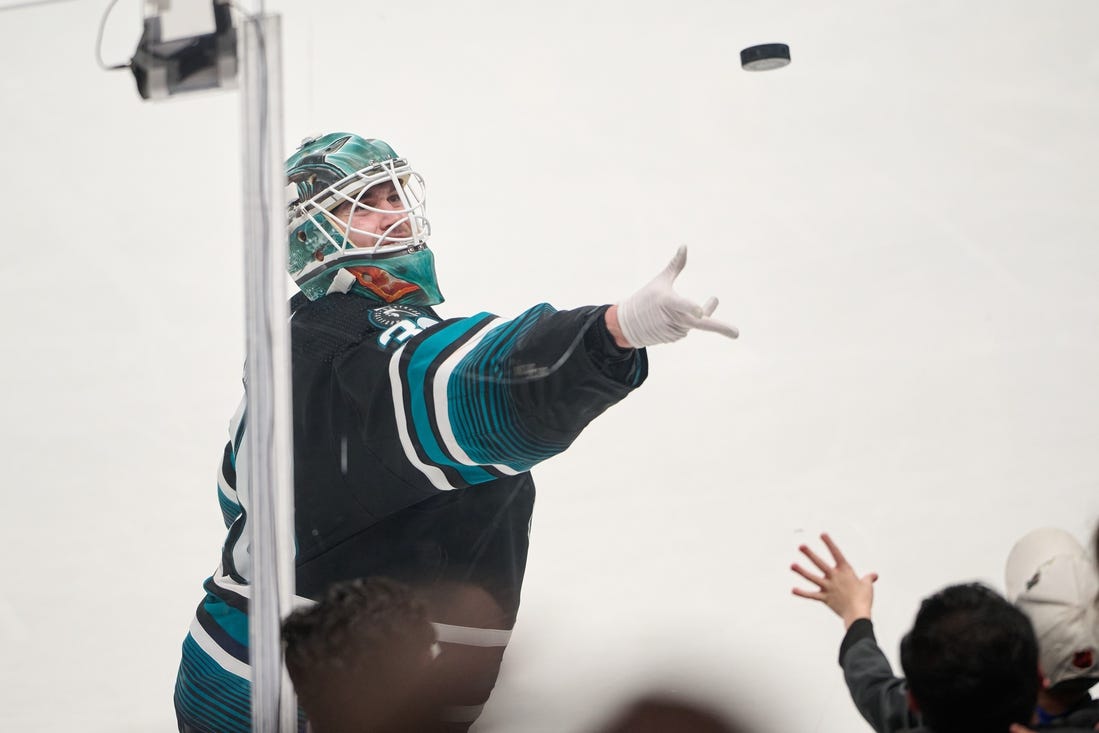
[281,576,434,681]
[900,582,1038,733]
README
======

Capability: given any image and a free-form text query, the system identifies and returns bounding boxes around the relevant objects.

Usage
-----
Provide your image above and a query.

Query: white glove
[615,246,739,348]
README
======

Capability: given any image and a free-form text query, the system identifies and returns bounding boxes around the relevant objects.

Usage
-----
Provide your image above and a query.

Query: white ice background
[1,1,1098,731]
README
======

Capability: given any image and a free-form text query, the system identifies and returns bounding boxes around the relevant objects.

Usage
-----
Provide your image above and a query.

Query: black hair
[900,582,1038,733]
[596,694,747,733]
[281,576,434,682]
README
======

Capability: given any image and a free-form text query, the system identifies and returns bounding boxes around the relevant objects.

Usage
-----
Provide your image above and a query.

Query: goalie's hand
[610,246,738,348]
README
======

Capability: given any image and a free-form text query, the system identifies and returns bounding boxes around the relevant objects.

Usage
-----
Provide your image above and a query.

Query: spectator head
[899,582,1039,733]
[1005,528,1099,693]
[592,693,747,733]
[281,577,438,733]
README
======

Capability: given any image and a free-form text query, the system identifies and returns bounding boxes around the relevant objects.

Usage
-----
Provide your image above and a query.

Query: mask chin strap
[326,268,358,295]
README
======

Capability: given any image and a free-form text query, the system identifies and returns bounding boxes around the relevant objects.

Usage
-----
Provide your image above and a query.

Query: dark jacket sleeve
[1037,698,1099,730]
[839,619,922,733]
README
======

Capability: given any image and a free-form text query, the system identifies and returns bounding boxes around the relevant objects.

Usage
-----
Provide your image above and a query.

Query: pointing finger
[685,314,739,339]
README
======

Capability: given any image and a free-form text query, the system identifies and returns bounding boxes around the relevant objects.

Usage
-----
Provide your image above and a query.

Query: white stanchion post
[239,12,297,733]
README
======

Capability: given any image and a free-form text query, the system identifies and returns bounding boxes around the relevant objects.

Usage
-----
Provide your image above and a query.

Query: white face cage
[289,157,430,258]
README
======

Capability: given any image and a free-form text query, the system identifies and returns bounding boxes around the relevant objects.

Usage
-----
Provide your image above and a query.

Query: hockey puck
[740,43,791,71]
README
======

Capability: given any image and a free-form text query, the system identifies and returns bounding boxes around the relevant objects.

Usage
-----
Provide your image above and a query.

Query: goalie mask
[286,132,443,305]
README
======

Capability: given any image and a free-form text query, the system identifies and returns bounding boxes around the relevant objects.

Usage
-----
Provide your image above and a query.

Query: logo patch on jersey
[348,266,420,303]
[367,304,430,329]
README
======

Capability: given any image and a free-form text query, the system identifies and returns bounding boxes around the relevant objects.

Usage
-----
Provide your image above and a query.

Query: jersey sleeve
[388,303,647,491]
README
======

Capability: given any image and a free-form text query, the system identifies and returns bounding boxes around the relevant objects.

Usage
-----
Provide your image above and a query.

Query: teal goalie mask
[285,132,443,305]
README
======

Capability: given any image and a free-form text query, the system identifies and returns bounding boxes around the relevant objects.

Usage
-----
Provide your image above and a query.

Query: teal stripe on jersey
[450,314,538,464]
[403,315,499,485]
[175,635,308,733]
[175,634,252,733]
[444,316,520,453]
[203,593,250,647]
[450,304,569,469]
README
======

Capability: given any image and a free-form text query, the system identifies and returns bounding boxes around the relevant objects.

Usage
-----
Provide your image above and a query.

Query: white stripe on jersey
[188,616,251,679]
[389,343,459,491]
[228,396,254,579]
[217,461,239,509]
[209,567,253,598]
[228,395,246,448]
[430,317,520,477]
[389,317,523,491]
[218,397,246,510]
[208,565,315,611]
[228,511,253,581]
[432,622,512,647]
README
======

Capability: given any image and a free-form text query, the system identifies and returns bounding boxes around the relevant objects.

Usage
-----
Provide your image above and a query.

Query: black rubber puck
[740,43,791,71]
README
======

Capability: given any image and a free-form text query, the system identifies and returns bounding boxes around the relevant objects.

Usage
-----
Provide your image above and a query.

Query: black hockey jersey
[175,293,647,733]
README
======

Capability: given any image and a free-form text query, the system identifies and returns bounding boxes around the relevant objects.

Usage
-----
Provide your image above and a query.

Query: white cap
[1005,528,1099,687]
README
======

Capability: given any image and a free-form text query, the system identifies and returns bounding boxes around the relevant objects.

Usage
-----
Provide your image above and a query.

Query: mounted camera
[130,0,237,100]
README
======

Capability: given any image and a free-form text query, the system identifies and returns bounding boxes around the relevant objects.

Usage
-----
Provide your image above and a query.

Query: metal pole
[239,12,297,733]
